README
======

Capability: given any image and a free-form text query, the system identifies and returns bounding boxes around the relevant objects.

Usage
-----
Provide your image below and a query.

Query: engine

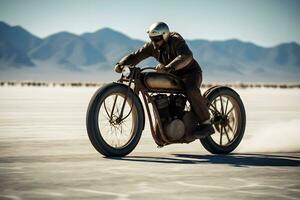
[152,94,197,142]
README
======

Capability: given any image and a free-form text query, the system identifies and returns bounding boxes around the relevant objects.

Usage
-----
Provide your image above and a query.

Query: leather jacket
[118,32,201,75]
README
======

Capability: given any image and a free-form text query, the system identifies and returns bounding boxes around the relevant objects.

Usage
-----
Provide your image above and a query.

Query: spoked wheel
[86,83,144,157]
[200,87,246,154]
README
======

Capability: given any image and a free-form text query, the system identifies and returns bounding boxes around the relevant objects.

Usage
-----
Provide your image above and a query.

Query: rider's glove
[114,63,123,73]
[155,64,166,72]
[165,65,175,73]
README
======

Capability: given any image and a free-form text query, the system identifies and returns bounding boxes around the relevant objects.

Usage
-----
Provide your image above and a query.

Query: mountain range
[0,21,299,82]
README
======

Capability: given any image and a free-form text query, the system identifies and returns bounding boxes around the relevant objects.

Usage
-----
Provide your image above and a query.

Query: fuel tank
[142,72,184,92]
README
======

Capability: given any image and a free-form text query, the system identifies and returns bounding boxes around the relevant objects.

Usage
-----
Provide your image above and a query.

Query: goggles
[150,35,163,42]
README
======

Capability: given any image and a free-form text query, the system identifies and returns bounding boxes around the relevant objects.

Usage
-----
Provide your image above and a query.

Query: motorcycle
[86,65,246,157]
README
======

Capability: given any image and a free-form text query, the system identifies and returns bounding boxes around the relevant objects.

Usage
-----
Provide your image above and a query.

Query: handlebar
[140,66,156,72]
[121,65,156,72]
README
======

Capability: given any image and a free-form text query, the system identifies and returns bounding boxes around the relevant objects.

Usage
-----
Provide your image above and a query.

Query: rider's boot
[194,120,215,139]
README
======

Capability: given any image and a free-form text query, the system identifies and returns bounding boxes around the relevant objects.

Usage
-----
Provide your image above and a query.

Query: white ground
[0,86,299,200]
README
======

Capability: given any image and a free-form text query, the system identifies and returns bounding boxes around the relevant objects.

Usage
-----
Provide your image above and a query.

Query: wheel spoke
[209,107,218,114]
[114,126,118,137]
[114,124,122,132]
[227,123,234,134]
[101,112,110,121]
[209,101,221,115]
[226,106,234,115]
[231,114,236,130]
[219,95,224,115]
[120,123,123,135]
[214,99,217,111]
[224,126,231,142]
[121,120,131,131]
[219,126,223,146]
[224,98,229,115]
[109,125,113,135]
[102,120,111,129]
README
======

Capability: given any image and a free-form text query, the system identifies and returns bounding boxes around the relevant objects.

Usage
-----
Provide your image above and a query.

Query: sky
[0,0,299,47]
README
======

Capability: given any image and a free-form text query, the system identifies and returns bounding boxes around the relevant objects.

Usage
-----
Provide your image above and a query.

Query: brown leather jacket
[118,32,201,75]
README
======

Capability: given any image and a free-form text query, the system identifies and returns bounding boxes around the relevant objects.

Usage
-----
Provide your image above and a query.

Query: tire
[86,83,145,157]
[200,87,246,154]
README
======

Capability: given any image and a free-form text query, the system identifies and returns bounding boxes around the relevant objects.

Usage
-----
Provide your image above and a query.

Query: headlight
[122,66,131,78]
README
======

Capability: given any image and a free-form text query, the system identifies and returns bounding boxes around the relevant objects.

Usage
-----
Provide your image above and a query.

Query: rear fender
[203,85,240,99]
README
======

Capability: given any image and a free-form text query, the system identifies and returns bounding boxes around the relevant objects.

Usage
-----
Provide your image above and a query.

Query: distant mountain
[0,40,34,67]
[0,21,299,82]
[187,39,300,78]
[0,21,40,67]
[29,32,106,67]
[82,28,144,64]
[0,22,41,53]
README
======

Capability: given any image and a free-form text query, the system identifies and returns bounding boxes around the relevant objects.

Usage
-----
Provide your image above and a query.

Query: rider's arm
[118,42,153,66]
[164,37,193,71]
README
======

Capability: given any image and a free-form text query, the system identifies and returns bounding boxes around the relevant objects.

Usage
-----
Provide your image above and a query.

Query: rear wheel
[86,83,144,157]
[200,87,246,154]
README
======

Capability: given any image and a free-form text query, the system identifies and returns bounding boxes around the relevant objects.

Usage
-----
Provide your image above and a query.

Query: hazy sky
[0,0,299,47]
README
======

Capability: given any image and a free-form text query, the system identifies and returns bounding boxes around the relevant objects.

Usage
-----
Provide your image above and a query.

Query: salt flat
[0,86,299,200]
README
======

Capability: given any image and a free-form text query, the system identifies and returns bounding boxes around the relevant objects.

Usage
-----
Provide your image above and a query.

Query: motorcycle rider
[115,22,214,138]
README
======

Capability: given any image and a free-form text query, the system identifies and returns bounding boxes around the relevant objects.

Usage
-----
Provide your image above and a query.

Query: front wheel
[200,87,246,154]
[86,83,145,157]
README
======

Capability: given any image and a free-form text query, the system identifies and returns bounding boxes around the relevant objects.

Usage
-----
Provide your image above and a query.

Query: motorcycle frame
[117,66,195,147]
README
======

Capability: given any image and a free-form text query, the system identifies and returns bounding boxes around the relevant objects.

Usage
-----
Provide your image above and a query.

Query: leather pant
[179,69,210,123]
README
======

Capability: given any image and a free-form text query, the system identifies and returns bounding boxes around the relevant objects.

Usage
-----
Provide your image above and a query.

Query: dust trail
[238,119,300,153]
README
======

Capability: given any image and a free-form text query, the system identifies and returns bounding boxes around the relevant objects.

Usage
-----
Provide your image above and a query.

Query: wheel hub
[220,115,229,126]
[212,115,228,125]
[109,115,122,125]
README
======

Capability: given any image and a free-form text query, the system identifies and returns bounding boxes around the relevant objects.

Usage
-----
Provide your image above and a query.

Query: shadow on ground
[107,153,300,167]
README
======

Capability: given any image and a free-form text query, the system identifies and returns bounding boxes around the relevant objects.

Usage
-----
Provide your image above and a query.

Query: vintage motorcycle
[86,65,246,157]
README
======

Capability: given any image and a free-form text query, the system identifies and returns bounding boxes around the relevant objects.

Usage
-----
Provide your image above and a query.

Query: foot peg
[194,124,215,139]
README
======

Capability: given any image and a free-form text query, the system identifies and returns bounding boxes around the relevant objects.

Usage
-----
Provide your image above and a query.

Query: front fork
[108,75,135,124]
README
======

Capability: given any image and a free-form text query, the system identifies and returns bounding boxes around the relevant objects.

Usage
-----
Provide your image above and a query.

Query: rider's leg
[180,70,209,122]
[180,70,214,138]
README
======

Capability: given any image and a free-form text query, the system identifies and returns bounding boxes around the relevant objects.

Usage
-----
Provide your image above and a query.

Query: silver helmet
[147,22,170,42]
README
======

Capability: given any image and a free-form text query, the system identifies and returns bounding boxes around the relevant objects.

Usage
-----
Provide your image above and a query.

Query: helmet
[147,22,170,42]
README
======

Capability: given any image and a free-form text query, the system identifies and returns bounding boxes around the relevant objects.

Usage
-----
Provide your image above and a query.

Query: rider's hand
[114,63,123,73]
[155,64,166,72]
[165,66,175,73]
[164,63,175,73]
